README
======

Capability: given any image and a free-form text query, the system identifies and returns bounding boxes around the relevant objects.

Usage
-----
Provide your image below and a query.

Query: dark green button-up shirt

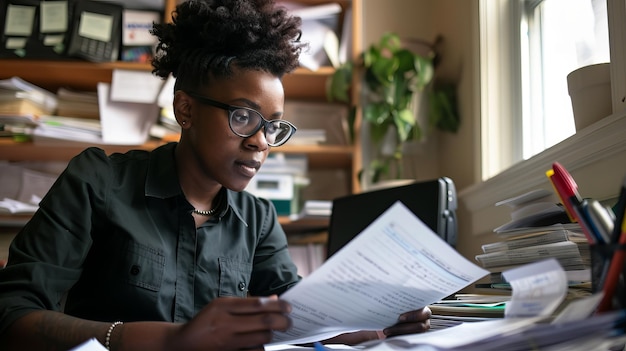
[0,142,300,335]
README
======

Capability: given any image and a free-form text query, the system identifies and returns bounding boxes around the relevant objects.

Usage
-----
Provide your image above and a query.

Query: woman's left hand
[320,306,432,346]
[382,306,431,337]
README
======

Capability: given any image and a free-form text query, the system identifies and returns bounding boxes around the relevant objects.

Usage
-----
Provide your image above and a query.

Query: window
[480,0,611,180]
[521,0,610,159]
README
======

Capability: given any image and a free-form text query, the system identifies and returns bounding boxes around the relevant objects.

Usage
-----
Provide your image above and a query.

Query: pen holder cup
[590,243,626,310]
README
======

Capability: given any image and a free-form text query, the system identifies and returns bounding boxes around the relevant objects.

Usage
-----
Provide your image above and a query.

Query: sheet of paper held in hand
[269,201,490,346]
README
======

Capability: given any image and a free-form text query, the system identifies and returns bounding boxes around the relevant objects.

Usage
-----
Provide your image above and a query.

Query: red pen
[547,163,597,244]
[546,168,578,223]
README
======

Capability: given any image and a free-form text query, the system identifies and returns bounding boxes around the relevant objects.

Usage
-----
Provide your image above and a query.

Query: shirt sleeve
[248,197,301,297]
[0,147,109,336]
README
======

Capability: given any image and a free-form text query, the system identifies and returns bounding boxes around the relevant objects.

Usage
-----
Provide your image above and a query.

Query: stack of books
[55,88,99,120]
[475,189,591,291]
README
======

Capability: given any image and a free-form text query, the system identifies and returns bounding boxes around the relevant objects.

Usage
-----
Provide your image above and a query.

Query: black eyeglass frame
[183,91,297,147]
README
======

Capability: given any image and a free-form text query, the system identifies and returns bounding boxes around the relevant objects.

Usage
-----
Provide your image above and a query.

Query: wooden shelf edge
[0,139,353,168]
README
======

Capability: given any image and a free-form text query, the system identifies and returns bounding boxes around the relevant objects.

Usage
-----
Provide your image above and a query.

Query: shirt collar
[145,142,181,199]
[221,188,248,227]
[145,142,248,226]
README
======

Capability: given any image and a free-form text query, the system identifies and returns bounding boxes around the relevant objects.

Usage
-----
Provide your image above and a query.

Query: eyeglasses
[184,91,297,147]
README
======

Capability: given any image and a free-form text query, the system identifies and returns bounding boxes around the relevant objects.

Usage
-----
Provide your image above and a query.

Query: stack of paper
[475,189,591,292]
[279,1,343,70]
[0,77,58,117]
[30,115,103,146]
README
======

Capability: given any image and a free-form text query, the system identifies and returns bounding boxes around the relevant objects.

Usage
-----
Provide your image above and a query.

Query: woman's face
[182,68,285,192]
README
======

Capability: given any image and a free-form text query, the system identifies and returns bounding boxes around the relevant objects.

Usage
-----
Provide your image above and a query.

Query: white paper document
[502,258,568,318]
[270,201,489,345]
[97,83,159,145]
[67,338,106,351]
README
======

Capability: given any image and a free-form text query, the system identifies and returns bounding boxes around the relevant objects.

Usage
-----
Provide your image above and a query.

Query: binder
[66,0,123,62]
[0,0,75,59]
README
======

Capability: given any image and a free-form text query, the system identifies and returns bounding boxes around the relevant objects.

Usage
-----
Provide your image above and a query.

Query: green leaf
[364,103,392,142]
[326,63,352,103]
[394,108,416,143]
[414,56,434,90]
[429,85,460,132]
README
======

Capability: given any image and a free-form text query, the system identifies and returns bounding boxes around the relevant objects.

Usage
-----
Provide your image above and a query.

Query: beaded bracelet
[104,321,123,350]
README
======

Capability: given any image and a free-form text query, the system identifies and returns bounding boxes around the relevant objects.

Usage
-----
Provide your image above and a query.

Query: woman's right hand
[168,296,292,351]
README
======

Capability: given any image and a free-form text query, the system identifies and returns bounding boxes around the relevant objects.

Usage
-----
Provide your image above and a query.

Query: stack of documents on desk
[476,225,589,272]
[429,294,509,321]
[475,189,591,292]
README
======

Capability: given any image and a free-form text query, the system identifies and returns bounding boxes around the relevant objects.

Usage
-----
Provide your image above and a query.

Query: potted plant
[327,32,459,185]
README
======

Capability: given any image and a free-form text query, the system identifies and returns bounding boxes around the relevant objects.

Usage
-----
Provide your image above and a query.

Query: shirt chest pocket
[218,257,252,297]
[123,242,165,292]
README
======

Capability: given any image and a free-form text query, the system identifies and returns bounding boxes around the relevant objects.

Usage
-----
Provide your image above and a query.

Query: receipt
[503,258,568,318]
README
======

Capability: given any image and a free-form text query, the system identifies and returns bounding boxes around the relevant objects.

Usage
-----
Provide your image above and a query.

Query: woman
[0,1,430,350]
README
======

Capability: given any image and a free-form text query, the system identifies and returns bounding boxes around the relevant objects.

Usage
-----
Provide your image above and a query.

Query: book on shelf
[55,88,99,120]
[287,129,326,145]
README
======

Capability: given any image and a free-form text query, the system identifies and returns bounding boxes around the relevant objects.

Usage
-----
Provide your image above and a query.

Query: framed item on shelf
[66,0,123,62]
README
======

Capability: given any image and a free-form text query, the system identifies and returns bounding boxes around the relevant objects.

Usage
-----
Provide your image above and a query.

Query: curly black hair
[151,0,304,92]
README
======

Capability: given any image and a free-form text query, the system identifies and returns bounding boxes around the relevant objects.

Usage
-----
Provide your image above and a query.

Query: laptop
[326,177,457,258]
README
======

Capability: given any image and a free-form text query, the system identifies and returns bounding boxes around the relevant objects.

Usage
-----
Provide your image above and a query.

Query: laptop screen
[326,178,456,258]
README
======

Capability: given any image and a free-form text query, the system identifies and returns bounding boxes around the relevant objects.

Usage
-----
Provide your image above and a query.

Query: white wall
[360,0,480,191]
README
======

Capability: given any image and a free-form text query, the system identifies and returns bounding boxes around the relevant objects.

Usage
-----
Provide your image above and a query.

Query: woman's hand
[320,306,432,346]
[168,296,291,351]
[383,306,431,337]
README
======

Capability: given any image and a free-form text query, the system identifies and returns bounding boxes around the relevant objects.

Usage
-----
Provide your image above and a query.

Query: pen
[313,342,330,351]
[596,207,626,313]
[547,164,598,243]
[582,199,614,244]
[546,168,578,223]
[610,175,626,243]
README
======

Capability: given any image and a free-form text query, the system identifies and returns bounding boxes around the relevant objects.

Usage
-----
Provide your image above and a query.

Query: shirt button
[238,282,246,291]
[130,265,141,275]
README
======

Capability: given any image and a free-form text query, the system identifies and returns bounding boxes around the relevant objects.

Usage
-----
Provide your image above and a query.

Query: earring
[182,121,186,125]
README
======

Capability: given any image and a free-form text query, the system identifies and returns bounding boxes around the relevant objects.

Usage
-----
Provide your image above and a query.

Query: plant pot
[566,62,612,131]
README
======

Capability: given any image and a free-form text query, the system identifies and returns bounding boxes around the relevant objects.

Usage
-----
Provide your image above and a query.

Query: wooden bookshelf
[0,0,362,235]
